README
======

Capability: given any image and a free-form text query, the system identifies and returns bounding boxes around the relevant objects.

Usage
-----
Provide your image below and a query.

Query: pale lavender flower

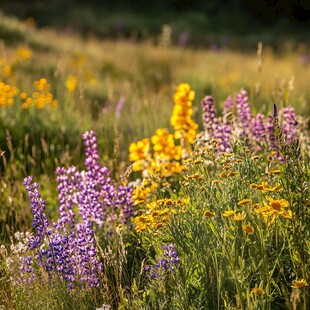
[251,114,265,143]
[281,107,296,143]
[18,255,36,285]
[115,96,126,118]
[214,124,232,153]
[235,89,252,138]
[201,96,218,140]
[223,96,233,115]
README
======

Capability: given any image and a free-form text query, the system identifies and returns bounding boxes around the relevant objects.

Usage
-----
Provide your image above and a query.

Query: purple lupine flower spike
[23,176,50,250]
[145,243,179,279]
[251,114,265,144]
[282,107,296,143]
[235,89,252,138]
[201,96,218,140]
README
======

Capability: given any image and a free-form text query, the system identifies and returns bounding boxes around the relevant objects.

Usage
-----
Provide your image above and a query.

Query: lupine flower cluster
[199,88,304,154]
[145,244,180,279]
[12,130,135,289]
[21,175,103,289]
[55,131,135,232]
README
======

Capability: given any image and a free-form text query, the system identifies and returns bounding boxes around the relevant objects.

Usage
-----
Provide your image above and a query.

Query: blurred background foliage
[0,0,309,50]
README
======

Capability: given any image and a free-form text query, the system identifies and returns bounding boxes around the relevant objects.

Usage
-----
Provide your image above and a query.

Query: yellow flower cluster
[250,182,282,192]
[222,195,292,228]
[129,138,151,172]
[132,180,158,205]
[151,128,182,161]
[21,78,58,109]
[134,198,188,232]
[129,129,187,177]
[0,47,32,80]
[0,82,18,107]
[254,196,292,225]
[170,83,198,146]
[129,84,198,178]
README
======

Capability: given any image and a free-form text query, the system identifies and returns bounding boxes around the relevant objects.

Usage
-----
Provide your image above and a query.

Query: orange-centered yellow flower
[237,199,252,207]
[252,287,265,296]
[291,279,309,289]
[204,210,215,218]
[243,224,254,234]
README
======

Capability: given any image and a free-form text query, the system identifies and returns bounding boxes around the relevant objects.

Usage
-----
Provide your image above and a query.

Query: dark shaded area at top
[1,0,310,50]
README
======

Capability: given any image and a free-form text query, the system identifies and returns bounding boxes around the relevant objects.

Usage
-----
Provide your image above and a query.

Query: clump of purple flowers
[55,131,135,232]
[145,244,179,279]
[17,131,135,290]
[200,89,304,154]
[22,176,103,289]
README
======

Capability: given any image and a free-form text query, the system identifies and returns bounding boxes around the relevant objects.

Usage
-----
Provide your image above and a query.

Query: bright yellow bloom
[151,128,182,161]
[291,279,309,289]
[252,287,265,296]
[132,180,158,205]
[265,196,289,210]
[237,199,252,206]
[243,224,254,234]
[204,210,215,218]
[170,83,198,147]
[134,200,177,232]
[257,182,282,193]
[129,138,150,168]
[0,82,18,107]
[65,75,78,92]
[234,212,246,221]
[228,171,236,177]
[223,210,236,217]
[255,197,292,224]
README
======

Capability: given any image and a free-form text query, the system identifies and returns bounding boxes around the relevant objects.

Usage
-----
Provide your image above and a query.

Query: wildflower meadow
[0,11,309,310]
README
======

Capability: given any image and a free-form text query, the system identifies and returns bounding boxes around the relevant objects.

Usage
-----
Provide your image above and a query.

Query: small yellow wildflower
[212,179,223,185]
[223,210,236,217]
[265,196,289,210]
[252,288,265,296]
[234,212,246,221]
[291,279,309,289]
[129,138,150,164]
[237,199,252,207]
[204,210,215,218]
[65,75,78,92]
[243,224,254,234]
[228,171,236,177]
